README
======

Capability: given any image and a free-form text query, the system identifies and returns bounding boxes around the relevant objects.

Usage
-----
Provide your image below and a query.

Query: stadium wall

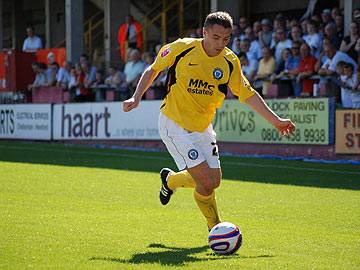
[0,99,359,161]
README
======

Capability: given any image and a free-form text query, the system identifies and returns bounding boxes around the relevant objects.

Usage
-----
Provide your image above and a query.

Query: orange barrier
[32,86,69,103]
[36,48,66,66]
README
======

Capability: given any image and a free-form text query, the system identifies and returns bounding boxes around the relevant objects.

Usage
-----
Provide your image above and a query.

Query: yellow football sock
[194,190,221,229]
[167,170,196,190]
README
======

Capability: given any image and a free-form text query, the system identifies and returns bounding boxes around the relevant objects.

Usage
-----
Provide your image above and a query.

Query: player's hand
[274,118,296,136]
[122,97,139,112]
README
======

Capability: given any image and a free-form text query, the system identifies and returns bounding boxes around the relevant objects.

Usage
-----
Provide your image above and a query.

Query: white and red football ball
[208,222,242,255]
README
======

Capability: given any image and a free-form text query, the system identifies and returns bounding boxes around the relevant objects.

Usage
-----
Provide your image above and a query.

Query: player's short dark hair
[204,11,233,29]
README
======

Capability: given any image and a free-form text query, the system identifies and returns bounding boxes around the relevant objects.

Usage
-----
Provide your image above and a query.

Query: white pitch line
[0,144,359,176]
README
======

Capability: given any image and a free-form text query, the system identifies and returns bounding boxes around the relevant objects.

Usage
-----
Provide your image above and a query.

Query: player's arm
[123,66,159,112]
[245,92,295,136]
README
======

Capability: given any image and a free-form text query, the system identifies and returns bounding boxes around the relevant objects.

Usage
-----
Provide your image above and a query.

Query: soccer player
[123,11,295,231]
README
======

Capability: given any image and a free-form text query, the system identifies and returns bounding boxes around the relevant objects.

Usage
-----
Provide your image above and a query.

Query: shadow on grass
[1,141,360,190]
[89,243,273,266]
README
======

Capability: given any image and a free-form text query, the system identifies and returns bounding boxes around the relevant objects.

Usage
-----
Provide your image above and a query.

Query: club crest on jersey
[161,48,170,57]
[188,149,199,160]
[213,68,223,80]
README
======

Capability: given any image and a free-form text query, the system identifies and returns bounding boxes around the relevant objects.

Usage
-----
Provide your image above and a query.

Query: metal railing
[55,10,104,59]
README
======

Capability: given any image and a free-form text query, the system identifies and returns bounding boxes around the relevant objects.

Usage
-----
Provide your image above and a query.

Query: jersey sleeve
[151,39,184,73]
[228,57,256,103]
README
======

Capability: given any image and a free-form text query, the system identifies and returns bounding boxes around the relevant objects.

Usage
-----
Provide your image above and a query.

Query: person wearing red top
[118,15,143,62]
[297,43,317,96]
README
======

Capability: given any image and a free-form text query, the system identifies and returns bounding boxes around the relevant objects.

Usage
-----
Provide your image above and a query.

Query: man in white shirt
[303,20,322,59]
[319,44,357,76]
[244,26,262,60]
[22,26,42,53]
[271,28,292,64]
[124,49,145,93]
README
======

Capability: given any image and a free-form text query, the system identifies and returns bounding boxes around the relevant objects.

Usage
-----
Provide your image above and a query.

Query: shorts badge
[188,149,199,160]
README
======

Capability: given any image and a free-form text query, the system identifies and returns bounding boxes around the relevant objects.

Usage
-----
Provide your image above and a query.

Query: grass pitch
[0,141,359,270]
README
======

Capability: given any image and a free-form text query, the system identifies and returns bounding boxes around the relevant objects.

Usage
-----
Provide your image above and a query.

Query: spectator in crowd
[296,42,318,96]
[339,62,356,108]
[300,19,309,37]
[321,9,334,27]
[240,38,259,69]
[318,43,357,77]
[244,26,262,60]
[80,61,95,89]
[324,22,341,49]
[56,61,72,88]
[105,66,126,86]
[239,52,257,82]
[335,61,346,77]
[90,69,106,101]
[229,24,240,48]
[314,38,331,73]
[22,26,42,53]
[355,38,360,64]
[70,62,92,102]
[44,52,59,86]
[91,70,105,87]
[351,70,360,108]
[46,62,59,87]
[311,14,321,24]
[271,28,292,64]
[331,7,340,21]
[353,8,360,22]
[232,37,241,55]
[286,41,302,96]
[117,15,143,62]
[334,15,344,41]
[79,54,97,80]
[28,62,47,91]
[68,66,77,90]
[290,25,303,43]
[104,66,128,100]
[142,52,155,69]
[273,14,286,33]
[124,49,145,95]
[340,21,360,62]
[230,17,248,50]
[303,19,323,58]
[253,21,262,39]
[195,27,203,38]
[271,48,291,81]
[238,16,248,39]
[253,46,276,96]
[258,18,273,47]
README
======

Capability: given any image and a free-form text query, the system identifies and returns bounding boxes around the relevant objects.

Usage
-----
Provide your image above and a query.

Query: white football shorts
[158,112,220,170]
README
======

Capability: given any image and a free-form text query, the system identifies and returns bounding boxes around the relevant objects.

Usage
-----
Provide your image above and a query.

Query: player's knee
[201,179,214,194]
[212,171,221,189]
[213,177,221,189]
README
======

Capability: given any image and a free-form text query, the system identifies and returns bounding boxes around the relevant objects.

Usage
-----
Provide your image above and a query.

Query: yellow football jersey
[151,38,255,132]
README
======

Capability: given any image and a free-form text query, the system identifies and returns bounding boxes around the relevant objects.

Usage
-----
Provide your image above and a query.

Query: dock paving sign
[213,98,334,145]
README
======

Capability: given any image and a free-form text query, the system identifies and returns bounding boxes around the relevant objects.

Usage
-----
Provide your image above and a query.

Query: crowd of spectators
[189,7,360,108]
[26,7,360,108]
[27,48,167,102]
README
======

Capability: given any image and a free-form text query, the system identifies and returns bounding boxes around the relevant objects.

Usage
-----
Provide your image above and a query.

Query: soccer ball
[208,222,242,255]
